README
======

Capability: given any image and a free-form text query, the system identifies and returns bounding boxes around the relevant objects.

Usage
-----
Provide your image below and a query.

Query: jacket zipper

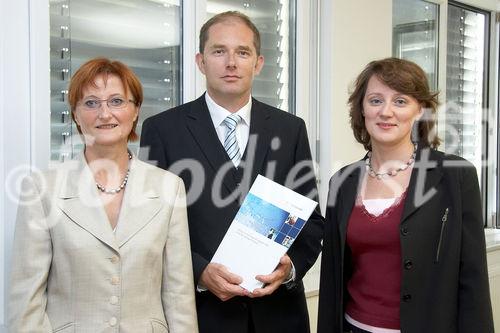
[435,208,449,263]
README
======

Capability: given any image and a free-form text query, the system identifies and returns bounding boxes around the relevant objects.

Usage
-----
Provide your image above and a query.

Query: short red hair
[68,58,143,141]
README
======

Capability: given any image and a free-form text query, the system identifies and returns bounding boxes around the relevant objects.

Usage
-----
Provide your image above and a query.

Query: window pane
[49,0,182,162]
[205,0,296,112]
[392,0,439,90]
[445,4,488,184]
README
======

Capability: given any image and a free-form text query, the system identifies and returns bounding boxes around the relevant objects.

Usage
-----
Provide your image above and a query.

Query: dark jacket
[140,94,324,333]
[318,146,494,333]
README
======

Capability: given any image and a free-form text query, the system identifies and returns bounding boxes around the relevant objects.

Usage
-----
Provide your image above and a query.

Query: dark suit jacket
[140,94,324,333]
[317,146,494,333]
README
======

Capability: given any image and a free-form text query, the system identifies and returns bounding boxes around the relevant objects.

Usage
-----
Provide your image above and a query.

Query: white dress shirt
[205,92,251,157]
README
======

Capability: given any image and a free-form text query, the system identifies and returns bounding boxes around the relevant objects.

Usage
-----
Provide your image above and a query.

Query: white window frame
[435,0,499,227]
[1,0,50,327]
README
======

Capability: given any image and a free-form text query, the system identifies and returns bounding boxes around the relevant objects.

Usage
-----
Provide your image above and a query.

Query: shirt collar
[205,92,251,127]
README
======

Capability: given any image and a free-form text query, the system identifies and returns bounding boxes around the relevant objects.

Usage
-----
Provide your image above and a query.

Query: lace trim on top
[355,189,408,222]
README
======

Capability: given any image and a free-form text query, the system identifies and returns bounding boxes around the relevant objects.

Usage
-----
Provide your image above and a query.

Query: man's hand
[250,255,292,298]
[199,263,250,301]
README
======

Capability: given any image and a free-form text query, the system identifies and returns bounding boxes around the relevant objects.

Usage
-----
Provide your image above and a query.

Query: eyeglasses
[79,96,136,111]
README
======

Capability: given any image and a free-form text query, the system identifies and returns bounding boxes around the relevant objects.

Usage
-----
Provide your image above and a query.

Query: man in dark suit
[140,11,323,333]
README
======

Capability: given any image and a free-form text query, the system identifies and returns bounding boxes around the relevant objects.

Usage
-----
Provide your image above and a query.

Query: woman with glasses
[8,58,198,332]
[317,58,493,333]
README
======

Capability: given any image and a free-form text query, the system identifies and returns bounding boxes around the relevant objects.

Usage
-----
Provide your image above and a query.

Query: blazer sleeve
[8,175,53,333]
[162,179,199,333]
[286,119,324,281]
[457,164,494,332]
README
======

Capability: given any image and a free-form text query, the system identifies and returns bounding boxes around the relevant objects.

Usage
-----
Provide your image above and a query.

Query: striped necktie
[223,114,242,167]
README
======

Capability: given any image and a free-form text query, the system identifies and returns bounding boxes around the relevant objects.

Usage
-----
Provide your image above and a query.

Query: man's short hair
[199,11,261,56]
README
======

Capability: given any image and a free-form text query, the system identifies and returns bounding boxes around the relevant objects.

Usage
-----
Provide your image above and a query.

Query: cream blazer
[8,155,198,333]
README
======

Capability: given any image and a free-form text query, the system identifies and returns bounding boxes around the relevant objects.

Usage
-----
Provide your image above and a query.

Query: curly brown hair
[349,57,440,150]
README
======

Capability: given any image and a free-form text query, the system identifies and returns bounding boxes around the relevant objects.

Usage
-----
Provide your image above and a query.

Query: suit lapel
[401,146,443,223]
[243,98,272,184]
[58,156,119,252]
[114,159,163,248]
[185,95,237,191]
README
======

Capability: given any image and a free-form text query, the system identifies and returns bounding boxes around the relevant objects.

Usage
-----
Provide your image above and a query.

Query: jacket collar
[401,145,443,223]
[333,160,365,247]
[57,153,162,252]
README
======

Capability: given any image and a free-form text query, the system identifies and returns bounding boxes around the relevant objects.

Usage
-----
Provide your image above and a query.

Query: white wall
[329,0,392,173]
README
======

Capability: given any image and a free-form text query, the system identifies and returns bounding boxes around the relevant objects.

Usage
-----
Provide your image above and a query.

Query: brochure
[210,175,318,291]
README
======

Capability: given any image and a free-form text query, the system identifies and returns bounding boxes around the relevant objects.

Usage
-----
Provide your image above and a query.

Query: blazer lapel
[337,161,365,249]
[243,98,272,184]
[401,146,444,223]
[58,156,119,252]
[114,159,163,248]
[185,95,237,192]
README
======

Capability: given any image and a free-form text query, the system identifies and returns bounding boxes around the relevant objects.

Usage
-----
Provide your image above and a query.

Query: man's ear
[254,55,265,75]
[195,53,206,74]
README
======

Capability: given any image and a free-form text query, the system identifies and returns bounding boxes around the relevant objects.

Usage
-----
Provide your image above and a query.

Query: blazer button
[402,294,412,302]
[111,276,120,285]
[110,295,119,305]
[109,317,117,327]
[404,260,413,270]
[110,255,119,264]
[400,227,409,236]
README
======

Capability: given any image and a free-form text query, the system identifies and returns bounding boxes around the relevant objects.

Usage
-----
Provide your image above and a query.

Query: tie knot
[223,114,241,130]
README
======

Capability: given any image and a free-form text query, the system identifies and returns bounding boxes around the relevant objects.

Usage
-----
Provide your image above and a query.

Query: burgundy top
[345,192,407,329]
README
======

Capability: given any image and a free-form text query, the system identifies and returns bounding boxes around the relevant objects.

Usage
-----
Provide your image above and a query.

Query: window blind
[445,4,487,182]
[49,0,182,161]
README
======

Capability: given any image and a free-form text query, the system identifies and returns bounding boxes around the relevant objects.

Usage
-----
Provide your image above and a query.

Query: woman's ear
[416,105,425,121]
[73,111,80,126]
[133,107,139,122]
